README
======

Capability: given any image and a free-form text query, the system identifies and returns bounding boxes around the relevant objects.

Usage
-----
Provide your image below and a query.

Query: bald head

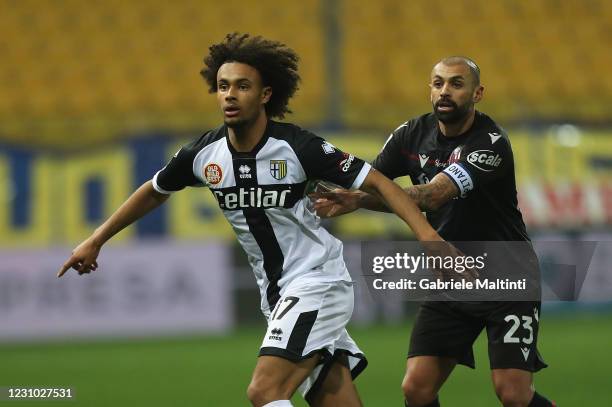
[434,56,480,87]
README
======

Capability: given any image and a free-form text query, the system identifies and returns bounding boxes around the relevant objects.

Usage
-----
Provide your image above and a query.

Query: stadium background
[0,0,610,405]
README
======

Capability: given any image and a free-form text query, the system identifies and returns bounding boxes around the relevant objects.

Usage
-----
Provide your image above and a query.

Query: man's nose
[225,86,237,100]
[440,83,451,96]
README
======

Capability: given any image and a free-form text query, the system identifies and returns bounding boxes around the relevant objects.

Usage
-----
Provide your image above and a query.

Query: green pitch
[1,313,610,406]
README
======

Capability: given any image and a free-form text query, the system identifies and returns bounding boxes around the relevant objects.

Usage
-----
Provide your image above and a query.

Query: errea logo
[269,328,283,341]
[467,150,502,172]
[238,165,252,179]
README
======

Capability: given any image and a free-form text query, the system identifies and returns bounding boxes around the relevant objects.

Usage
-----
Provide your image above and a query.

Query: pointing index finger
[57,263,70,278]
[57,256,78,278]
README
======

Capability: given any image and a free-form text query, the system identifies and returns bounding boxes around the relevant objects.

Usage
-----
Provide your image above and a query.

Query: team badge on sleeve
[204,163,223,185]
[270,160,288,180]
[321,141,336,154]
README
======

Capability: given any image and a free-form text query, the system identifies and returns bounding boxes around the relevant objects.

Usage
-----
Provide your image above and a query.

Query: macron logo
[521,347,531,361]
[489,132,502,144]
[419,154,429,168]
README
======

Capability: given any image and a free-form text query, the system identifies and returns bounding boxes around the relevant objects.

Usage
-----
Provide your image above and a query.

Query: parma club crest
[270,160,287,180]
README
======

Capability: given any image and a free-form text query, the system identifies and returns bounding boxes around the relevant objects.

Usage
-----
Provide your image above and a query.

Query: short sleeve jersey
[373,111,529,241]
[153,120,371,311]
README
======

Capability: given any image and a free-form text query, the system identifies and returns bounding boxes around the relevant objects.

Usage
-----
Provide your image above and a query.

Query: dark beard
[433,101,471,124]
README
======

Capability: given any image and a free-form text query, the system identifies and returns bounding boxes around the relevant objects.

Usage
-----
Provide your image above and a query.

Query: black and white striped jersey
[152,120,371,312]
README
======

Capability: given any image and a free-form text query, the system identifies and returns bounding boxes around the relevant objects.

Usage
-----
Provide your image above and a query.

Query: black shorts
[408,300,547,372]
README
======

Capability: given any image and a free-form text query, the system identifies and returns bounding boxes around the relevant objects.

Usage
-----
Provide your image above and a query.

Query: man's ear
[473,85,484,103]
[262,86,272,104]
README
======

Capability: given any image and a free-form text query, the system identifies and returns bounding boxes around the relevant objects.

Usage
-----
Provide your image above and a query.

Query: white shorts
[259,279,367,400]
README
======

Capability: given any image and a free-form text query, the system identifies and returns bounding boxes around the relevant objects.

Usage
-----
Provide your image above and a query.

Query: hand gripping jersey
[373,111,529,242]
[153,120,371,312]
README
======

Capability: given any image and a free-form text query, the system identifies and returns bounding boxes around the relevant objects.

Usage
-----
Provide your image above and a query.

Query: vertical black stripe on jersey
[232,155,284,310]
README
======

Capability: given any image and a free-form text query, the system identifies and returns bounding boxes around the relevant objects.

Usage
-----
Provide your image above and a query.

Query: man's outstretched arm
[364,172,458,212]
[57,181,169,277]
[356,170,476,280]
[313,172,459,217]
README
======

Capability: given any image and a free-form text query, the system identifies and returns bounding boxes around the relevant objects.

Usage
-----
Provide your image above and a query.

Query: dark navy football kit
[373,111,547,371]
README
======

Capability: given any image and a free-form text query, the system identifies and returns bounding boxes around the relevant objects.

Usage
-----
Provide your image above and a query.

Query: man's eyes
[432,82,463,88]
[217,84,250,91]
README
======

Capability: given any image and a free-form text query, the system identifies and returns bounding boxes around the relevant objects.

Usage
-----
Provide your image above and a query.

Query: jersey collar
[435,111,481,146]
[225,120,273,157]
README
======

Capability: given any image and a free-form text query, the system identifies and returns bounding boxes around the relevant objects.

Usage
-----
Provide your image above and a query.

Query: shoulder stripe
[350,162,371,190]
[152,171,173,194]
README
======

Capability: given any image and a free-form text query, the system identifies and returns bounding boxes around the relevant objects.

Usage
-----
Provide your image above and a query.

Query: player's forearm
[357,187,431,212]
[377,187,440,241]
[405,173,459,212]
[356,191,392,212]
[362,173,440,241]
[404,185,437,212]
[90,181,169,246]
